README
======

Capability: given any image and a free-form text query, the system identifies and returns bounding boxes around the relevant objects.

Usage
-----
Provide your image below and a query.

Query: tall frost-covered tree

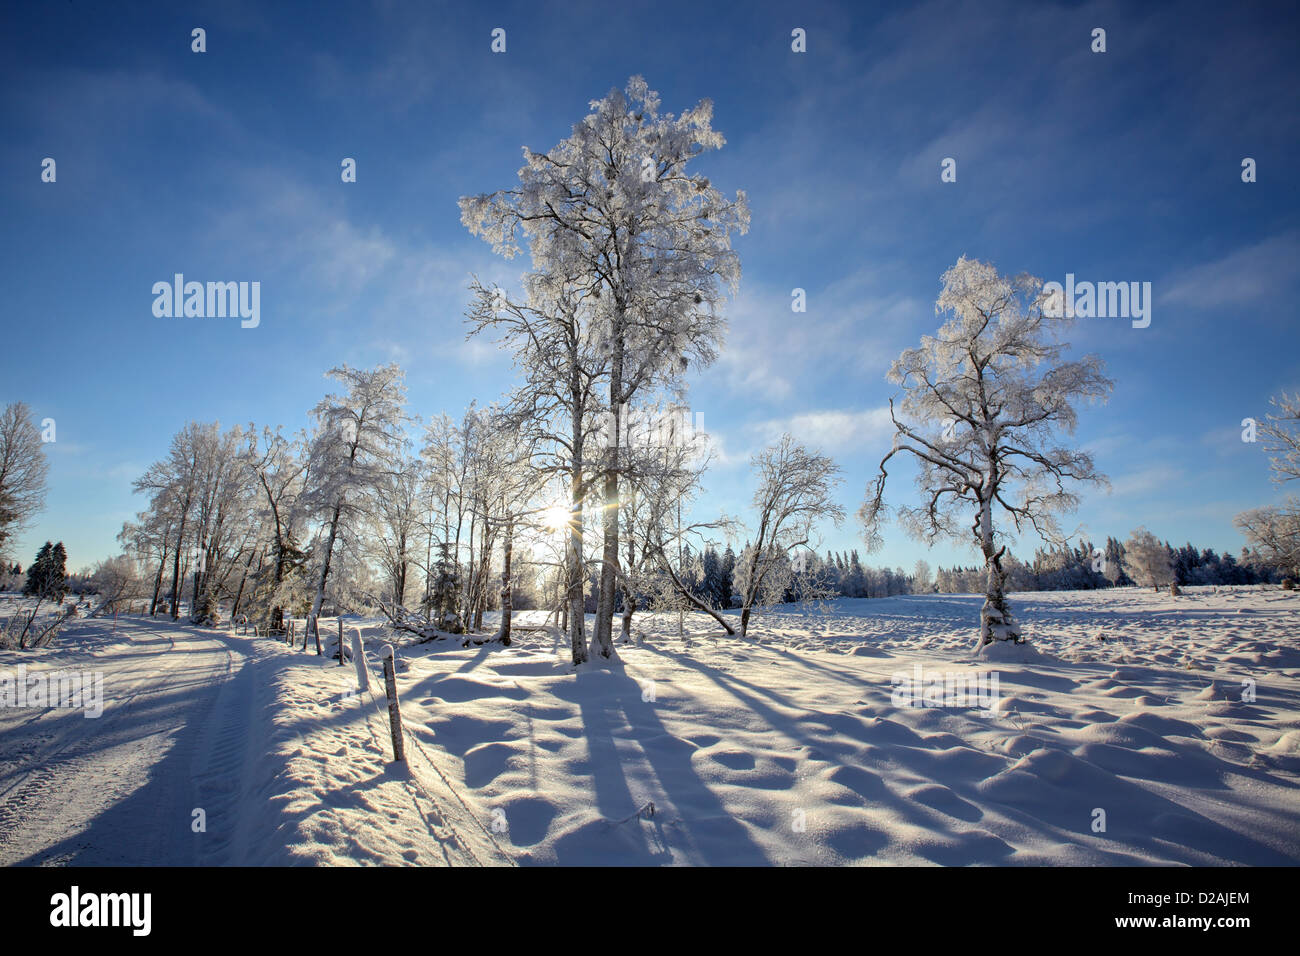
[465,271,606,664]
[461,75,749,662]
[860,257,1112,649]
[134,422,208,620]
[617,408,735,637]
[1234,391,1300,582]
[301,364,407,652]
[118,507,175,615]
[737,435,845,637]
[370,455,421,609]
[187,423,252,626]
[1235,506,1300,580]
[246,425,308,631]
[1258,391,1300,484]
[0,402,49,561]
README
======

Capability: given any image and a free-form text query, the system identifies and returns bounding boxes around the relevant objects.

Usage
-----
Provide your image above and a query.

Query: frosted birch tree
[0,402,49,561]
[465,416,543,646]
[460,75,749,662]
[1234,394,1300,580]
[737,435,845,637]
[245,425,308,631]
[617,407,735,638]
[370,456,421,609]
[1258,391,1300,484]
[1234,505,1300,580]
[187,423,252,625]
[1122,528,1175,591]
[88,555,144,616]
[118,508,174,615]
[301,364,407,653]
[133,423,207,620]
[465,271,606,664]
[859,257,1112,649]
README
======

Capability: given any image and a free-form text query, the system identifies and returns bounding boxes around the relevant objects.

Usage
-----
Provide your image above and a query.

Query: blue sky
[2,0,1297,574]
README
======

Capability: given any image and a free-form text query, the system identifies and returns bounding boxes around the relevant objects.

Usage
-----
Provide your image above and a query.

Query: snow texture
[2,586,1297,865]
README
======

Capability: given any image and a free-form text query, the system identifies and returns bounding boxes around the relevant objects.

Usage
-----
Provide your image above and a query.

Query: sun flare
[540,504,572,533]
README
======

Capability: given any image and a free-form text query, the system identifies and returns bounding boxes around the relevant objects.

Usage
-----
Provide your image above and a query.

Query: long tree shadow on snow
[545,660,769,865]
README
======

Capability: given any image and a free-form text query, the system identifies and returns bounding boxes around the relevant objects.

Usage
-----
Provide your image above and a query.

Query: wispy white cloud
[1105,464,1186,499]
[718,268,920,402]
[1160,232,1300,311]
[747,406,894,454]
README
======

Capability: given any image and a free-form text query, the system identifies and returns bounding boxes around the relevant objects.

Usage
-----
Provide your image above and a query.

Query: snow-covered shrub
[190,595,221,627]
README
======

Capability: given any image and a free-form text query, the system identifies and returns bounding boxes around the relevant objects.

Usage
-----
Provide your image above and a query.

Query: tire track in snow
[0,622,257,865]
[0,627,182,860]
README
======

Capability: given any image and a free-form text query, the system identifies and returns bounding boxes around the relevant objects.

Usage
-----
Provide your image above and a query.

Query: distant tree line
[935,533,1287,595]
[666,544,920,609]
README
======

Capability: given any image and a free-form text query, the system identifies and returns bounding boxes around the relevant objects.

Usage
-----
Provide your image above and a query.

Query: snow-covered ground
[2,587,1298,865]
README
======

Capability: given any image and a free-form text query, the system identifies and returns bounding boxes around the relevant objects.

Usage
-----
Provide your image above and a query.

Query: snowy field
[2,586,1298,866]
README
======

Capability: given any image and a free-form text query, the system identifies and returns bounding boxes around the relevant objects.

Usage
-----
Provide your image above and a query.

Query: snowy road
[0,613,513,866]
[0,617,270,865]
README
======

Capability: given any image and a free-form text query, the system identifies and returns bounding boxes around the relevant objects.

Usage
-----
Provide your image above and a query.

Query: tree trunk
[270,538,287,632]
[738,535,765,638]
[620,591,635,644]
[593,465,621,657]
[266,494,288,631]
[150,545,167,616]
[231,547,257,620]
[309,500,343,653]
[463,513,476,628]
[592,308,625,661]
[168,513,187,620]
[593,442,621,658]
[567,423,589,665]
[656,546,735,635]
[497,518,513,646]
[394,553,407,609]
[474,521,491,630]
[976,496,1020,647]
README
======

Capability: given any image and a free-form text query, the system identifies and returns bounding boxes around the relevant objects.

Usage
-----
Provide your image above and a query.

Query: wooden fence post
[381,644,405,763]
[351,628,370,695]
[338,618,345,666]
